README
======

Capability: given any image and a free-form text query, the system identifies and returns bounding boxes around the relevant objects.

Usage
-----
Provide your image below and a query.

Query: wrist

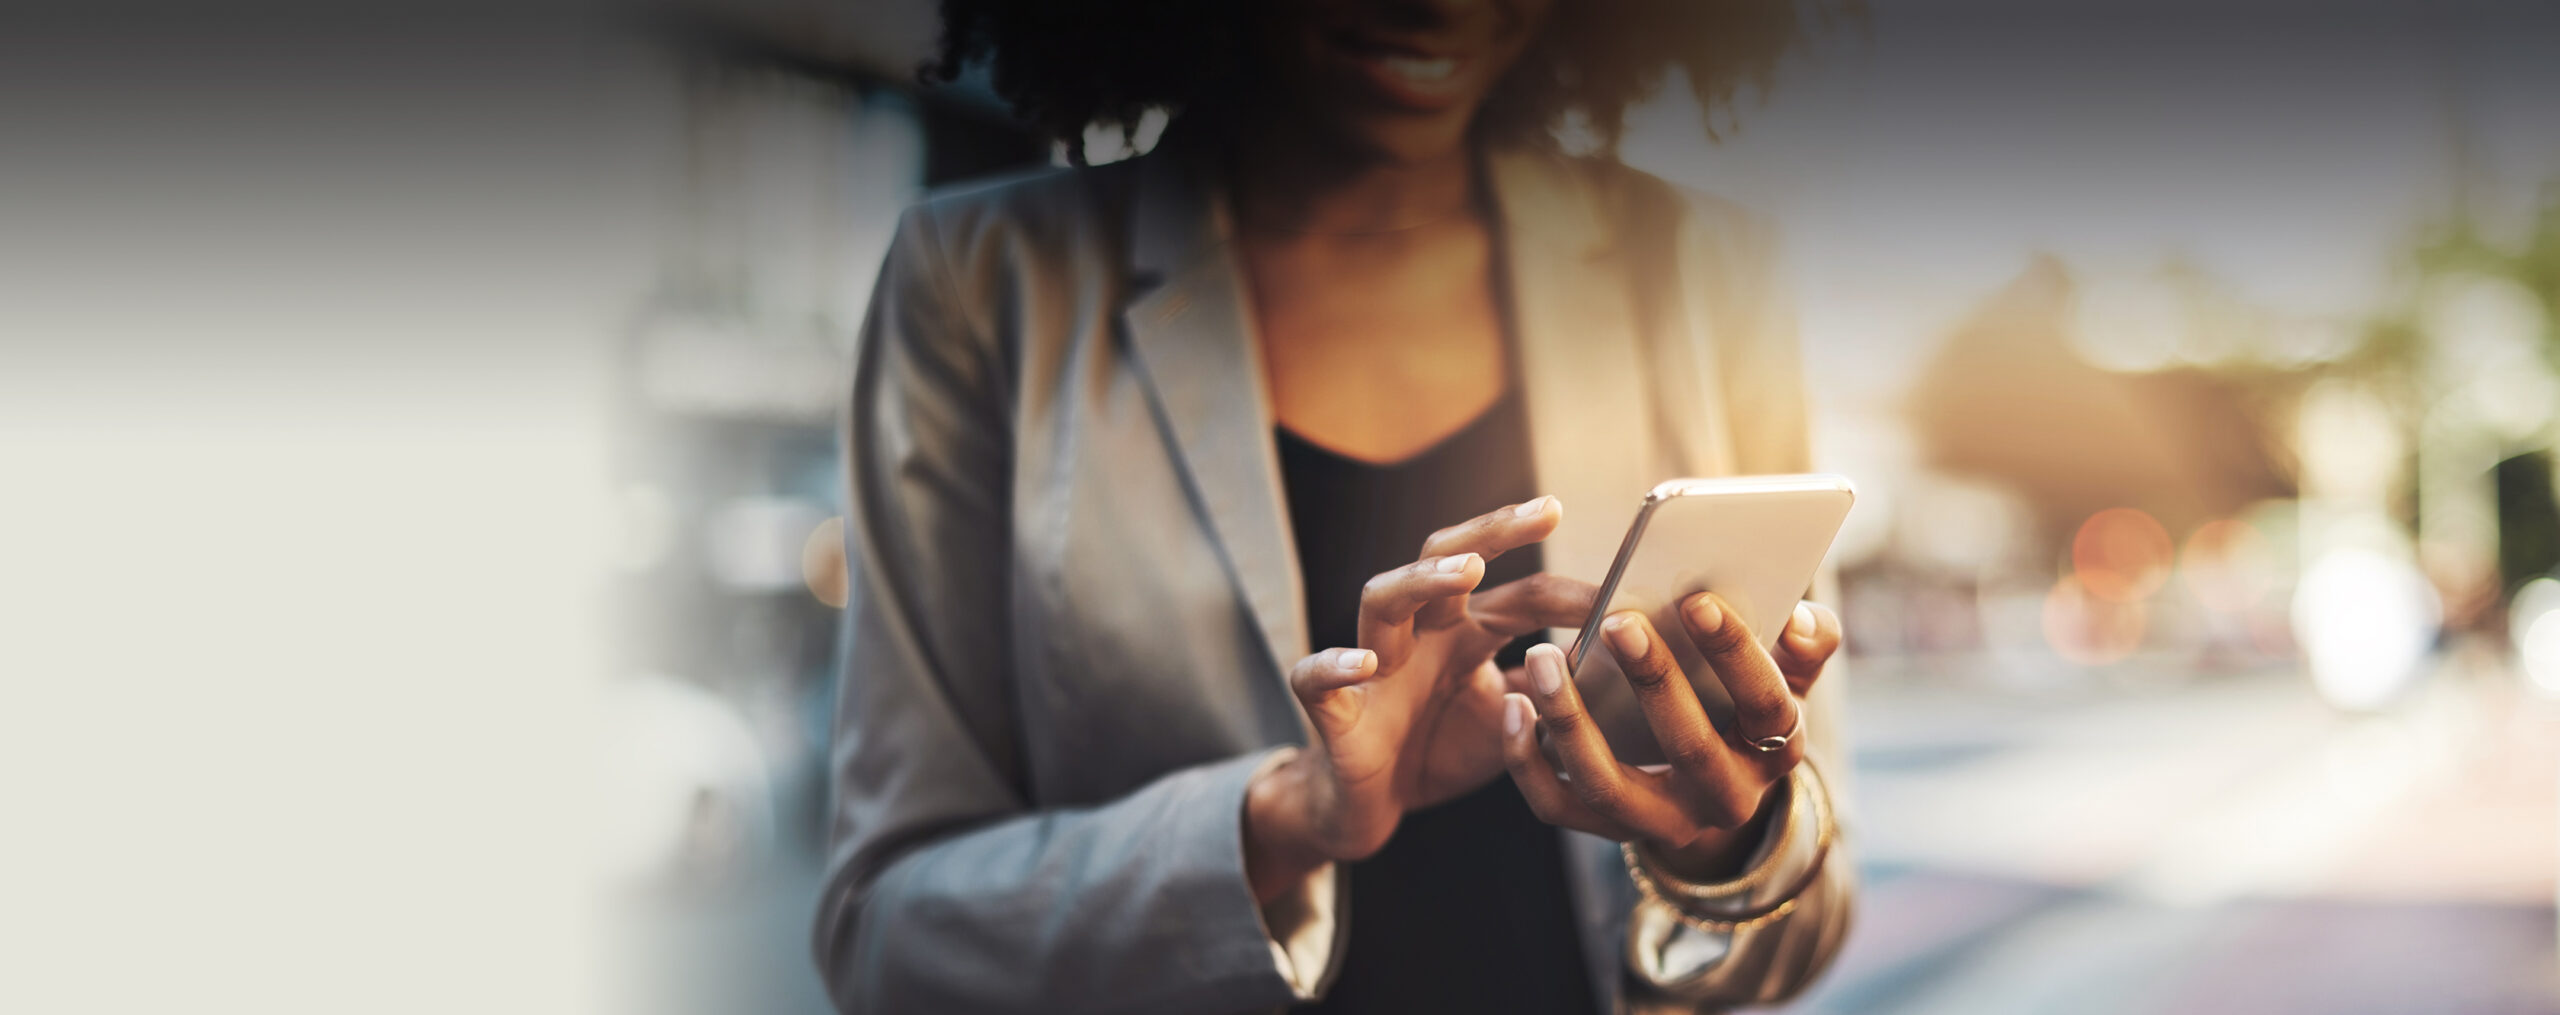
[1243,752,1329,904]
[1645,784,1782,882]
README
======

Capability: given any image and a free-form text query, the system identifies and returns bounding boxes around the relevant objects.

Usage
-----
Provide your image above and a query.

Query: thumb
[1289,648,1375,740]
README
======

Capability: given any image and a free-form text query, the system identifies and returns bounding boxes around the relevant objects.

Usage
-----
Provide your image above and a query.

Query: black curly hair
[927,0,1859,162]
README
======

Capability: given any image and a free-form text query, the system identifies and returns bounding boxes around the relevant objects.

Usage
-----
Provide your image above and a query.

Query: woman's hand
[1244,496,1595,902]
[1501,594,1842,881]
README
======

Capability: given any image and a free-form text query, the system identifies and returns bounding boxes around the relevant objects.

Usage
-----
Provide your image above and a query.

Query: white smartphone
[1566,475,1855,764]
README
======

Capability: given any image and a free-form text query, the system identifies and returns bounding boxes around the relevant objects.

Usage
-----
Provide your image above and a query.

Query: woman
[814,1,1856,1011]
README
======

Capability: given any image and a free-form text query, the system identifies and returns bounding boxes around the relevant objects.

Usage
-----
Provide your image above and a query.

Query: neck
[1228,128,1477,236]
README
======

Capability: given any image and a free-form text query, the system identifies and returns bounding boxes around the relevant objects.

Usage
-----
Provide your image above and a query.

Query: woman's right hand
[1243,496,1595,902]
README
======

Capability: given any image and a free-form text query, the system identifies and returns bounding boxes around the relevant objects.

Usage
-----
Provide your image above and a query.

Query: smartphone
[1566,475,1855,764]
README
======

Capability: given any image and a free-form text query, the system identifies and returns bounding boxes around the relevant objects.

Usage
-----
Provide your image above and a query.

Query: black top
[1278,383,1599,1015]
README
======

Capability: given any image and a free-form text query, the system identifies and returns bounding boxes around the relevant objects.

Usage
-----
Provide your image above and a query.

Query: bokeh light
[2292,547,2442,710]
[2041,573,2149,665]
[2179,517,2277,613]
[2072,507,2175,602]
[803,516,848,609]
[2511,577,2560,696]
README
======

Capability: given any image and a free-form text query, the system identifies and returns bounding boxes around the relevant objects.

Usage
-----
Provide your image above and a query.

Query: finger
[1415,495,1560,627]
[1503,634,1590,696]
[1287,647,1377,740]
[1676,593,1803,766]
[1419,494,1560,563]
[1598,610,1729,784]
[1467,572,1599,639]
[1771,600,1842,696]
[1358,553,1484,665]
[1501,693,1634,839]
[1522,642,1693,844]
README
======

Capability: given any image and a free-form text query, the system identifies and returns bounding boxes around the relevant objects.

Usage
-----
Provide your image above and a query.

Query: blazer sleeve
[1622,196,1858,1010]
[810,205,1309,1014]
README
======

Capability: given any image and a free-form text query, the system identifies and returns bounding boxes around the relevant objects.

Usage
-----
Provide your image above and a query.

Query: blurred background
[8,1,2559,1013]
[586,2,2560,1013]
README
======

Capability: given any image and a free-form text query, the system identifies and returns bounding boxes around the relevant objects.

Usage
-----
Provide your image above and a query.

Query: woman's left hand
[1501,593,1842,881]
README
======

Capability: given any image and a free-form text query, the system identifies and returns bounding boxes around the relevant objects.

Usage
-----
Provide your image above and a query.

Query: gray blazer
[814,136,1854,1014]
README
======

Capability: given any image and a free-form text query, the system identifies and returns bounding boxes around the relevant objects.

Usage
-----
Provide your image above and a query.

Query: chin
[1328,109,1480,166]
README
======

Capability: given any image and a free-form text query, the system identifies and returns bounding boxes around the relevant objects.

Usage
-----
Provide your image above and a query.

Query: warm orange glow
[2180,517,2276,613]
[2042,574,2149,664]
[2072,507,2174,602]
[803,516,849,609]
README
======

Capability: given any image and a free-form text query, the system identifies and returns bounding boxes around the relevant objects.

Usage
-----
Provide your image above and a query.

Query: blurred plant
[2386,180,2560,601]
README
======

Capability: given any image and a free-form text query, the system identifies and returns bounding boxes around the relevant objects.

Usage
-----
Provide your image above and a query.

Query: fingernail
[1337,648,1372,672]
[1791,602,1816,637]
[1437,553,1475,573]
[1514,495,1551,518]
[1606,613,1648,656]
[1504,694,1527,736]
[1686,595,1723,633]
[1530,645,1563,696]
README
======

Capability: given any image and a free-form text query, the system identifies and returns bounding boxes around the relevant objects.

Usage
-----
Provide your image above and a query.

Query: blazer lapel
[1111,144,1702,703]
[1490,149,1660,589]
[1498,148,1752,1015]
[1120,146,1308,684]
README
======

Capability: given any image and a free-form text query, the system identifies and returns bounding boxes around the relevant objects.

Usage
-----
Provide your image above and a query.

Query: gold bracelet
[1621,760,1835,932]
[1626,764,1806,899]
[1634,760,1832,898]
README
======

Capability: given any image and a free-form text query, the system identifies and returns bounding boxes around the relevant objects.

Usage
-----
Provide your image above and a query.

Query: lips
[1328,32,1477,110]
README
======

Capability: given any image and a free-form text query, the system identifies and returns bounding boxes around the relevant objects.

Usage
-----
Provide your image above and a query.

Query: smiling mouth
[1330,32,1474,105]
[1378,54,1458,82]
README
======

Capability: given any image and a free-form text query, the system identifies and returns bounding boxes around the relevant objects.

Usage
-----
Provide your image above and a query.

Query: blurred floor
[617,654,2559,1014]
[1801,655,2560,1015]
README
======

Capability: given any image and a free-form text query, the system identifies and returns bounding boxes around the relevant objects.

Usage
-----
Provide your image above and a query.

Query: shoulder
[1539,156,1810,469]
[894,159,1141,271]
[863,159,1148,404]
[1500,148,1780,276]
[1578,154,1778,263]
